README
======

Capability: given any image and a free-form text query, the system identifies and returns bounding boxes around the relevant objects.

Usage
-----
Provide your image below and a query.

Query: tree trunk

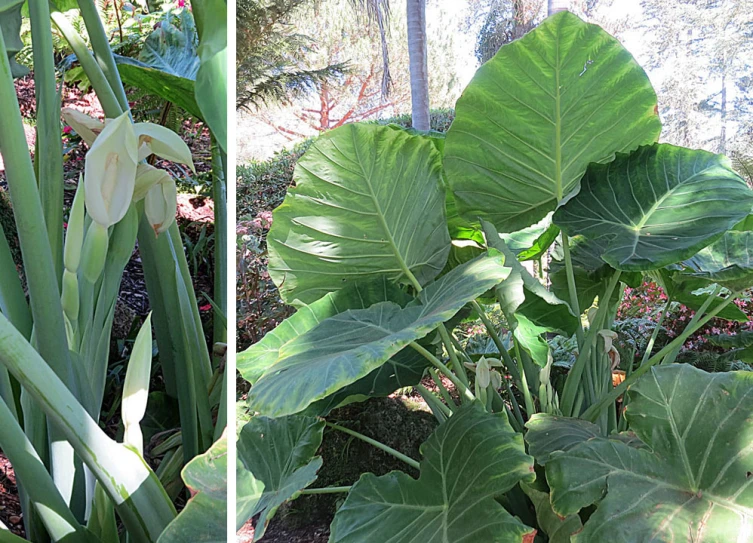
[406,0,430,131]
[720,73,727,154]
[548,0,569,15]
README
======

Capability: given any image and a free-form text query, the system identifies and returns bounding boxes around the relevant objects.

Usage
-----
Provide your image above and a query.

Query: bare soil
[0,453,23,537]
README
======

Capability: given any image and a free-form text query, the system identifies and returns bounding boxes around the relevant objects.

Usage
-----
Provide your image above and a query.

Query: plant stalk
[580,289,743,422]
[326,422,420,470]
[30,0,65,282]
[410,342,475,402]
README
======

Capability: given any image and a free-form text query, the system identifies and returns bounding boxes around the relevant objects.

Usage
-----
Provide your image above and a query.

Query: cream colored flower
[134,123,196,173]
[62,108,105,146]
[144,174,178,235]
[84,111,138,227]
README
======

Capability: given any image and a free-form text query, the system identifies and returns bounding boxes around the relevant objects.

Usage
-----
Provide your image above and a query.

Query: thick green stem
[436,324,467,386]
[0,396,91,542]
[30,0,64,281]
[0,26,75,391]
[415,383,452,420]
[50,12,122,118]
[327,422,420,470]
[0,223,31,338]
[470,300,522,385]
[560,270,622,417]
[300,486,351,495]
[560,231,585,346]
[75,0,130,112]
[428,368,457,410]
[410,342,475,402]
[211,141,227,347]
[660,285,721,366]
[511,340,535,417]
[0,313,176,541]
[581,289,743,422]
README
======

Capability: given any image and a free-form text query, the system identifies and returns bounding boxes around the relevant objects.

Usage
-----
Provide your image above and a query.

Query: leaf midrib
[351,129,421,289]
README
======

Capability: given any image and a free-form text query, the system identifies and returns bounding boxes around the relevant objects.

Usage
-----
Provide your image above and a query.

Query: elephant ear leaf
[236,416,325,540]
[521,484,582,543]
[536,365,753,542]
[444,10,661,232]
[249,255,510,417]
[268,123,450,305]
[237,277,412,385]
[115,11,203,120]
[158,433,227,543]
[330,403,536,543]
[679,231,753,291]
[554,144,753,272]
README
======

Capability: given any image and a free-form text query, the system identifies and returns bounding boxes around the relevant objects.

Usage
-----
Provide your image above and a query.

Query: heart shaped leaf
[532,365,753,542]
[237,277,412,385]
[158,433,227,543]
[249,256,510,417]
[330,403,536,543]
[444,11,660,232]
[680,231,753,291]
[236,416,325,539]
[268,123,450,304]
[554,144,753,271]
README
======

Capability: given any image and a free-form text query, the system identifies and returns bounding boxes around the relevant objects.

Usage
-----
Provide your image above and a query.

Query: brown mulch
[238,522,330,543]
[0,452,24,537]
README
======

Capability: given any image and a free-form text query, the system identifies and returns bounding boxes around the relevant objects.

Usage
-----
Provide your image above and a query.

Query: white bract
[135,123,196,173]
[66,109,191,236]
[62,107,105,146]
[84,111,139,227]
[122,313,154,456]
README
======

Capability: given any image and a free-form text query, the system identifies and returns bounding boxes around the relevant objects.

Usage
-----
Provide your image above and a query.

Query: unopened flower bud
[122,313,153,456]
[64,177,86,272]
[80,221,109,283]
[144,175,178,236]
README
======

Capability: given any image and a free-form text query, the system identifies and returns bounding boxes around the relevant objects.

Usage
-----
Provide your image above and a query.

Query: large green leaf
[237,278,412,384]
[238,278,428,416]
[268,123,450,305]
[249,256,510,417]
[236,416,325,539]
[115,11,203,119]
[499,214,560,261]
[554,144,753,271]
[330,403,536,543]
[679,231,753,291]
[444,11,661,232]
[521,484,582,543]
[533,365,753,542]
[192,0,227,151]
[158,434,227,543]
[483,220,578,333]
[0,0,27,78]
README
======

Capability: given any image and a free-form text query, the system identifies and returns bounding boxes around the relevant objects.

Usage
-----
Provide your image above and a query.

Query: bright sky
[428,0,650,90]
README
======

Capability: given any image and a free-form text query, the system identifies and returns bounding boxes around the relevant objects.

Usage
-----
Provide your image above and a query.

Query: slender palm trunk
[720,73,727,154]
[407,0,430,131]
[548,0,569,15]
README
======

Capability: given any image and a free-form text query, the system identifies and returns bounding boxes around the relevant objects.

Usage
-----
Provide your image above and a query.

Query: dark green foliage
[236,0,348,110]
